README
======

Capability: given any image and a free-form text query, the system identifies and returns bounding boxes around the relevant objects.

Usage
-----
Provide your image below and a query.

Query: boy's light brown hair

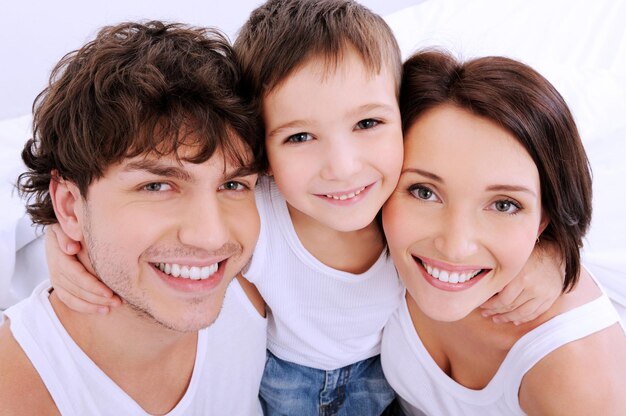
[234,0,402,114]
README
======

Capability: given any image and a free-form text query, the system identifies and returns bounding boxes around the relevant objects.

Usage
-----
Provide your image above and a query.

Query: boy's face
[383,105,545,321]
[262,48,403,233]
[59,140,259,332]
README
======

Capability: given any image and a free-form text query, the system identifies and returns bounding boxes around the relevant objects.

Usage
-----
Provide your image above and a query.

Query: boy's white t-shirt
[5,279,266,415]
[244,176,404,370]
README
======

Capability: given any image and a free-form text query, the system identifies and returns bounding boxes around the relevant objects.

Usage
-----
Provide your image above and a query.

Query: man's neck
[48,290,198,414]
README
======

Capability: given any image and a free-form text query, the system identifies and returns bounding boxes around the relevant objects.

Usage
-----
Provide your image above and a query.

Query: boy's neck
[48,291,197,413]
[287,203,384,274]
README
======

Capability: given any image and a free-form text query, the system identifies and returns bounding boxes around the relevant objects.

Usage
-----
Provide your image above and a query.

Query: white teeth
[422,261,481,284]
[156,262,218,280]
[325,186,366,200]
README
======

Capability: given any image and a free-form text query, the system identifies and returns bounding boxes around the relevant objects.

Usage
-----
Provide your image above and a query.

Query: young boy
[47,1,566,414]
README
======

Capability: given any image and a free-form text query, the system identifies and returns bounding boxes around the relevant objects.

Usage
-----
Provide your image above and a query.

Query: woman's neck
[405,269,601,389]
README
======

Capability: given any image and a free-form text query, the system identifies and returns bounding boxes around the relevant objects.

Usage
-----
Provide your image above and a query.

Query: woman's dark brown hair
[17,21,263,225]
[400,50,592,292]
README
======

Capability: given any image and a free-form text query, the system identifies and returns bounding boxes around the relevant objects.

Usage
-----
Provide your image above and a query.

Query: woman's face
[383,104,547,322]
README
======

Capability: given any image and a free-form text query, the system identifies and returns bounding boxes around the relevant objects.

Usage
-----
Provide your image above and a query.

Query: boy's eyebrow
[401,168,443,183]
[266,102,398,139]
[347,102,397,118]
[122,159,193,182]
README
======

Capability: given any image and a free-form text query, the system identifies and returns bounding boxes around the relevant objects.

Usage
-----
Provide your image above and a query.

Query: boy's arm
[236,273,266,317]
[0,321,60,415]
[46,225,121,314]
[481,242,563,324]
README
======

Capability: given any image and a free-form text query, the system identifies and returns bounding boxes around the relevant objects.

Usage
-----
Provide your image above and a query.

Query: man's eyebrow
[401,167,443,183]
[223,165,258,181]
[122,159,192,182]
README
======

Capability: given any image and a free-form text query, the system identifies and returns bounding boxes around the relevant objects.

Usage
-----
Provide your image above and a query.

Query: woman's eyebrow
[400,167,443,183]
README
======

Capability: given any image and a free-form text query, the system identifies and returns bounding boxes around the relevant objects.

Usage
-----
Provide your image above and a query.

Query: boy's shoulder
[0,319,59,415]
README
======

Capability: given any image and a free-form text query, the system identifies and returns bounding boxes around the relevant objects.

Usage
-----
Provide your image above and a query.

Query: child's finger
[480,283,524,315]
[47,224,81,255]
[54,286,113,315]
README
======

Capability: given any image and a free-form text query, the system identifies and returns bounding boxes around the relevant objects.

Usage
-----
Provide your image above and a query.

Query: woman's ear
[538,210,550,237]
[49,171,84,242]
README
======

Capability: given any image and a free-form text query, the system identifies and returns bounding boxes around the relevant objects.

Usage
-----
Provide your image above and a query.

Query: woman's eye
[143,182,171,192]
[355,119,380,130]
[409,185,438,201]
[286,132,312,143]
[492,199,521,214]
[219,181,247,191]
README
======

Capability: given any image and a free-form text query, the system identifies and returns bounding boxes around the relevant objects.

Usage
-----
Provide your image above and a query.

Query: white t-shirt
[4,279,267,416]
[381,286,623,415]
[244,177,404,370]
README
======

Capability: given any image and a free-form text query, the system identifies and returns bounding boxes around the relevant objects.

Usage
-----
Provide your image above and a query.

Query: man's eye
[219,181,247,191]
[143,182,171,192]
[286,132,312,143]
[355,119,380,130]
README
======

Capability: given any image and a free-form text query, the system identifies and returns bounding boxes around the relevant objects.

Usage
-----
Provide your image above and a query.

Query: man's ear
[49,170,84,242]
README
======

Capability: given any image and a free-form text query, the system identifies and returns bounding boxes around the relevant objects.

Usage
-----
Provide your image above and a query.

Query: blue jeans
[260,350,396,416]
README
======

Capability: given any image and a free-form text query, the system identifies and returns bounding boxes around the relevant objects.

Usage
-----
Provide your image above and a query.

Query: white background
[0,0,423,120]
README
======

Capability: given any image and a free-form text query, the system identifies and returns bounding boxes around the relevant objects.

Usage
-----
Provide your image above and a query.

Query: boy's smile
[262,46,403,235]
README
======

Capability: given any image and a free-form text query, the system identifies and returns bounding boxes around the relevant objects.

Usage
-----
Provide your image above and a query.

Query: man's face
[72,143,259,332]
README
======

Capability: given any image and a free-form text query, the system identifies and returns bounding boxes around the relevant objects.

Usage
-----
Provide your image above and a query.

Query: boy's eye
[143,182,172,192]
[286,132,313,143]
[355,119,379,130]
[491,199,521,214]
[409,184,439,202]
[219,181,247,191]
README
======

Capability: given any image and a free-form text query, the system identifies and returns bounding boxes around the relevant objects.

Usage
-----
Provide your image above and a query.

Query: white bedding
[1,0,625,311]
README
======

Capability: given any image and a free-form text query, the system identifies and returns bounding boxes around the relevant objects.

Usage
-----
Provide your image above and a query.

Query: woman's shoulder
[518,269,626,414]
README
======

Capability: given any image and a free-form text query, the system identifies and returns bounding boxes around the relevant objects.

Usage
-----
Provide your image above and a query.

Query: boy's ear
[49,171,84,242]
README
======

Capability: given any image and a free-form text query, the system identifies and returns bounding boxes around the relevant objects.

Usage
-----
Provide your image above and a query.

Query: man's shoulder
[0,319,59,415]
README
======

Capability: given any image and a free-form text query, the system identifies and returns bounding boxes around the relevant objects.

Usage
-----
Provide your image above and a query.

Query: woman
[381,50,626,415]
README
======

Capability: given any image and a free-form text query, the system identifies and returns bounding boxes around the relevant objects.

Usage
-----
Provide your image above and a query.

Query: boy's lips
[316,182,375,204]
[412,255,491,291]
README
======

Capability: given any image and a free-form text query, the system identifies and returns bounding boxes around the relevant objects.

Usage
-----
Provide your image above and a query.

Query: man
[0,21,266,415]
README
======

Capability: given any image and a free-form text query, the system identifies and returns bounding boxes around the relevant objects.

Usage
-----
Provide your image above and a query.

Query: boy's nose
[320,138,363,180]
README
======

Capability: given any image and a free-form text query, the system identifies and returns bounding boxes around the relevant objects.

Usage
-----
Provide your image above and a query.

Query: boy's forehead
[264,46,399,99]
